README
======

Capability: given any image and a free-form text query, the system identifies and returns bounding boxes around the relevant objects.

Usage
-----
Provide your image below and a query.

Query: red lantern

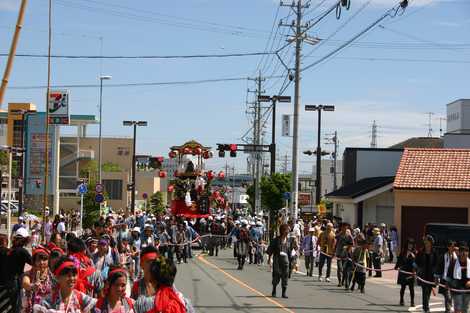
[167,185,174,192]
[183,147,191,155]
[218,171,225,179]
[213,191,220,198]
[194,147,202,155]
[159,171,167,178]
[206,170,215,181]
[169,150,178,158]
[157,156,164,163]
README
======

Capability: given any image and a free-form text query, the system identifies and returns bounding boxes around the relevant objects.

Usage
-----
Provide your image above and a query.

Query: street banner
[282,114,290,137]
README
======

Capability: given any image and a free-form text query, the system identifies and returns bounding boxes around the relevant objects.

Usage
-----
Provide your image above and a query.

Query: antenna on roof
[426,112,434,137]
[370,120,378,148]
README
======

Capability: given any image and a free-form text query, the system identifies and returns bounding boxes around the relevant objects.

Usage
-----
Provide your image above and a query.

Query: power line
[305,55,470,64]
[55,0,269,39]
[0,51,275,59]
[302,0,410,73]
[9,75,285,90]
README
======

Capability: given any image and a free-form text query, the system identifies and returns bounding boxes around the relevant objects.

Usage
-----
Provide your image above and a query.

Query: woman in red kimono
[34,256,97,313]
[134,255,194,313]
[95,266,135,313]
[20,247,54,313]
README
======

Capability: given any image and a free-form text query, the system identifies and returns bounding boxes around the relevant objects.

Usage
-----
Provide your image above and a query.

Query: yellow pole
[0,0,28,106]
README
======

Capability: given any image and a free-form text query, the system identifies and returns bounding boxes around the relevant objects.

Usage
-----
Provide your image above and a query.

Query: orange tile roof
[394,148,470,190]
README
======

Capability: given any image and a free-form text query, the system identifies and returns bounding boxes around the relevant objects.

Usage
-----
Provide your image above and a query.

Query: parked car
[1,200,19,214]
[425,223,470,254]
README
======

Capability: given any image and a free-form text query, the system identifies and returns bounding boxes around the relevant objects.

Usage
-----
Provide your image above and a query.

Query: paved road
[174,248,447,313]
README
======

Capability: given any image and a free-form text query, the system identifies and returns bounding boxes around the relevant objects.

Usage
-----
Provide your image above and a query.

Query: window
[102,179,123,200]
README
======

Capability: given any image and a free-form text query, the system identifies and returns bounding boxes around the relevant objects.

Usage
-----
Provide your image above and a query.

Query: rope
[311,250,470,293]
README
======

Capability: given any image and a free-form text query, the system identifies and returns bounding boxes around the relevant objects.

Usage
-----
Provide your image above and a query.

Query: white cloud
[0,0,20,12]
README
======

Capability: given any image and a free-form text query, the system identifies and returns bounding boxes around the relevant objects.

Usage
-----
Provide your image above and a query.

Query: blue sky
[1,0,469,174]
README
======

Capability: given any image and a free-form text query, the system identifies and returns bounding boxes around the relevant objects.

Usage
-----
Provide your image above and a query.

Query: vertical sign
[48,90,70,125]
[24,112,59,195]
[282,114,291,137]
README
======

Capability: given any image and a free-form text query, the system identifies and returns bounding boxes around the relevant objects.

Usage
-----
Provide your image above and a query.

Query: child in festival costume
[33,256,96,313]
[21,247,54,313]
[134,255,194,313]
[95,266,135,313]
[131,246,160,301]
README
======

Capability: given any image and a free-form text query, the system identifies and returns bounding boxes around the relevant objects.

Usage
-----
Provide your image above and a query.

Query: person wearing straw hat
[351,237,369,293]
[301,227,318,277]
[371,227,384,278]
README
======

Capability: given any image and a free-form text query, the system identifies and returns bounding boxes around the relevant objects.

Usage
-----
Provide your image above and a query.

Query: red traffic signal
[229,144,237,157]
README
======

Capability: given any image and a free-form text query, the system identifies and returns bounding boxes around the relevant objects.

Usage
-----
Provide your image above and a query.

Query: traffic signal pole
[270,98,276,176]
[315,109,322,206]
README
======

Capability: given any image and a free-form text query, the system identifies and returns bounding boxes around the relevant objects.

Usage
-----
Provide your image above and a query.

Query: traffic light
[229,144,237,157]
[303,150,330,156]
[217,144,236,158]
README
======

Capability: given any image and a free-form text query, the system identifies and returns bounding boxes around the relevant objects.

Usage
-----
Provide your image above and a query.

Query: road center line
[197,254,296,313]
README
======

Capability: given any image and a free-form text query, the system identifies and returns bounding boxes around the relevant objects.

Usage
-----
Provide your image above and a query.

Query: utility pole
[248,73,265,215]
[281,0,308,221]
[370,120,378,148]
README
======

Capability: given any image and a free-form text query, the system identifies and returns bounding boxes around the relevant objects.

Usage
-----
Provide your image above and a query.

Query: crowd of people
[0,210,200,313]
[0,209,469,313]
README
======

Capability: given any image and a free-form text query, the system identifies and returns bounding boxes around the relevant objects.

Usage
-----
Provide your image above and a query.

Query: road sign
[142,192,148,199]
[95,183,104,193]
[95,193,104,203]
[48,90,70,125]
[78,183,88,195]
[282,192,291,200]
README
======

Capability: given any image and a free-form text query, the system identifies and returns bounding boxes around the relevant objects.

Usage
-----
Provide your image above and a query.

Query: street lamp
[98,75,112,185]
[305,104,335,206]
[123,120,147,214]
[258,95,291,176]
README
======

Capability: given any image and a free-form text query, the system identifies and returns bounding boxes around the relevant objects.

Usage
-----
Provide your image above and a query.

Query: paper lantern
[157,156,164,163]
[218,171,225,179]
[167,185,174,192]
[169,150,178,158]
[206,170,215,180]
[183,147,192,155]
[159,171,167,178]
[194,147,202,155]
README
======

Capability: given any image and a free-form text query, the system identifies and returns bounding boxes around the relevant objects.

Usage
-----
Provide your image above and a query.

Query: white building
[444,99,470,148]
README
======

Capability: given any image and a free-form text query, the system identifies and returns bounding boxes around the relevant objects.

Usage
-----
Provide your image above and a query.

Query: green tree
[149,191,165,214]
[102,162,122,172]
[247,173,291,238]
[0,151,8,166]
[81,182,102,229]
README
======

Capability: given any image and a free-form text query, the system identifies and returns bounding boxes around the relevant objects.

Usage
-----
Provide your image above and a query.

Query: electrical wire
[0,51,275,59]
[301,0,410,73]
[303,0,372,59]
[255,5,281,74]
[54,0,268,39]
[9,75,286,90]
[304,55,470,64]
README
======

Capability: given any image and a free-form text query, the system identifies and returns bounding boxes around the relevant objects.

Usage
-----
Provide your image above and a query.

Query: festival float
[167,140,227,218]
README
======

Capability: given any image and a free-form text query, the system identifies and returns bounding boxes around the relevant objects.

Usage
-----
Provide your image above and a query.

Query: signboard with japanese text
[24,112,59,195]
[282,115,291,137]
[298,192,312,206]
[48,90,70,125]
